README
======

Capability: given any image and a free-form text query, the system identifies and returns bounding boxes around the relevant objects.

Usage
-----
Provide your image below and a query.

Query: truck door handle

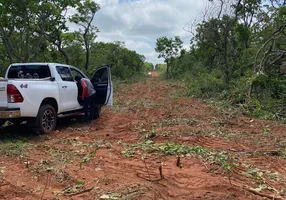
[62,86,67,88]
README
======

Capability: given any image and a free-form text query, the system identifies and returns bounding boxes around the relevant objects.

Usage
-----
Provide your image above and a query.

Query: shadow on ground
[0,115,86,141]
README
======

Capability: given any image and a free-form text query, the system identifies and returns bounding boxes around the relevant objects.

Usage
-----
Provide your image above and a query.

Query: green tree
[0,0,40,63]
[194,16,236,85]
[174,0,286,118]
[0,0,80,64]
[155,64,167,75]
[70,0,100,70]
[88,41,146,79]
[155,36,183,78]
[143,62,154,73]
[63,32,85,68]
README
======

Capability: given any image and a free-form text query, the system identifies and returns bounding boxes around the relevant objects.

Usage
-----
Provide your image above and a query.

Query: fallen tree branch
[228,149,280,156]
[66,187,94,197]
[40,173,50,200]
[201,160,209,171]
[243,186,284,200]
[233,183,285,200]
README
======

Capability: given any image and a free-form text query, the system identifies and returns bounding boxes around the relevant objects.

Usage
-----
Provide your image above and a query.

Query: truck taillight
[7,84,24,103]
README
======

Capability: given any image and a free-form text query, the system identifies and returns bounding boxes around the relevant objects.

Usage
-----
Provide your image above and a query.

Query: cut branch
[254,24,286,73]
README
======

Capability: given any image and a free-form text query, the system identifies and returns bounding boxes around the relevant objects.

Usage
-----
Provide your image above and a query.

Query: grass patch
[206,99,243,119]
[139,129,156,141]
[0,139,31,157]
[142,142,208,156]
[121,149,136,158]
[122,141,238,172]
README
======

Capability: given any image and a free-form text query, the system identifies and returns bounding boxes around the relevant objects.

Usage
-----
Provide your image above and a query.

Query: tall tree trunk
[166,60,169,79]
[54,29,70,64]
[32,29,44,62]
[85,47,89,70]
[223,33,230,86]
[83,13,96,71]
[230,28,237,74]
[24,10,30,62]
[54,41,70,64]
[84,31,89,70]
[232,0,242,75]
[61,48,70,65]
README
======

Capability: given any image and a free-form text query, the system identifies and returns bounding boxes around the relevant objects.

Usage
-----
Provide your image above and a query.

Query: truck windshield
[7,65,51,79]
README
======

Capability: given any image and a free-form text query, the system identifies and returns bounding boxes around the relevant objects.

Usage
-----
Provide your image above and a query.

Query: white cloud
[95,0,118,7]
[90,0,209,64]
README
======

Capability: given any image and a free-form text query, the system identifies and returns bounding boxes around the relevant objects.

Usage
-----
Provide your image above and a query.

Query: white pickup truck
[0,63,113,134]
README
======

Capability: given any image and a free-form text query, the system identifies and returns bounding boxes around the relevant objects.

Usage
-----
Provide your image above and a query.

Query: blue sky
[91,0,209,64]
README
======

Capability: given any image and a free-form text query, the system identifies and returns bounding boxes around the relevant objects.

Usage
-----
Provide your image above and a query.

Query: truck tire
[36,104,57,134]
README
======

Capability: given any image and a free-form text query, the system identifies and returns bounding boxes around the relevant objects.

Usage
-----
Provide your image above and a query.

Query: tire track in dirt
[180,135,238,149]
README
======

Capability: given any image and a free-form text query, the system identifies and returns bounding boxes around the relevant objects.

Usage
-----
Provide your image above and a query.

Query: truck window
[7,65,51,79]
[91,67,108,83]
[70,68,84,80]
[56,66,74,82]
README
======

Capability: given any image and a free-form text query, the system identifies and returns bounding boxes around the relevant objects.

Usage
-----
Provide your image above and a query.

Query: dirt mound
[0,78,286,200]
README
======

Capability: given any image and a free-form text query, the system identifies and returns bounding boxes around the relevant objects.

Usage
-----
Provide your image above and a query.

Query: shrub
[185,70,224,98]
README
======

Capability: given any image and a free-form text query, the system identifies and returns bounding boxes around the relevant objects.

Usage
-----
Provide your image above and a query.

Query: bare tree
[183,0,236,36]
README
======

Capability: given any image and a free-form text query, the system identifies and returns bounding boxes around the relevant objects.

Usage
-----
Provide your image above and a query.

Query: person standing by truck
[75,75,96,122]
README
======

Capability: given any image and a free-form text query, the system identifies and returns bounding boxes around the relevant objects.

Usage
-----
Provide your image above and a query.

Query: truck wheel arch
[40,98,58,113]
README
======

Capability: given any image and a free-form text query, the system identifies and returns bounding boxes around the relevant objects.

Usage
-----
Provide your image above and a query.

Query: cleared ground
[0,78,286,200]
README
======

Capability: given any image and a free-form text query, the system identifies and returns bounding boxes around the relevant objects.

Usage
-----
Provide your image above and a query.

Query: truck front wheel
[36,104,57,134]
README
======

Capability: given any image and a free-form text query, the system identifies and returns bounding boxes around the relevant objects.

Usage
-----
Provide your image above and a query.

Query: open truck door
[91,65,113,106]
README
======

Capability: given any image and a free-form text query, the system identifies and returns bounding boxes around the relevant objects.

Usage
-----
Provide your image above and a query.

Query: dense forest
[155,0,286,120]
[1,0,285,120]
[0,0,152,79]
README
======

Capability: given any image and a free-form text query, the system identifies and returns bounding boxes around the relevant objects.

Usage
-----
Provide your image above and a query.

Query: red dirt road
[0,78,286,200]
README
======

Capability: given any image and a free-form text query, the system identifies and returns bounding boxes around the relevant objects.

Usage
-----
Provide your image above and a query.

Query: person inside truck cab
[75,75,96,122]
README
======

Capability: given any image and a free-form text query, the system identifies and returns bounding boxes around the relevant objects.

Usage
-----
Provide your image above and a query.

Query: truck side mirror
[50,77,55,82]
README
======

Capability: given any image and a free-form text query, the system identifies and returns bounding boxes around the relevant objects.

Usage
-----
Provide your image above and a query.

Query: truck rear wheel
[36,104,57,134]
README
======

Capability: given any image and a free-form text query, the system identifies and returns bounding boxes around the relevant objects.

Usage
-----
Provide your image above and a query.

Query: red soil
[0,78,285,200]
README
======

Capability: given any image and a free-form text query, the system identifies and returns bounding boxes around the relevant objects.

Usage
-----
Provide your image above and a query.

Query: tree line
[0,0,149,78]
[155,0,286,120]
